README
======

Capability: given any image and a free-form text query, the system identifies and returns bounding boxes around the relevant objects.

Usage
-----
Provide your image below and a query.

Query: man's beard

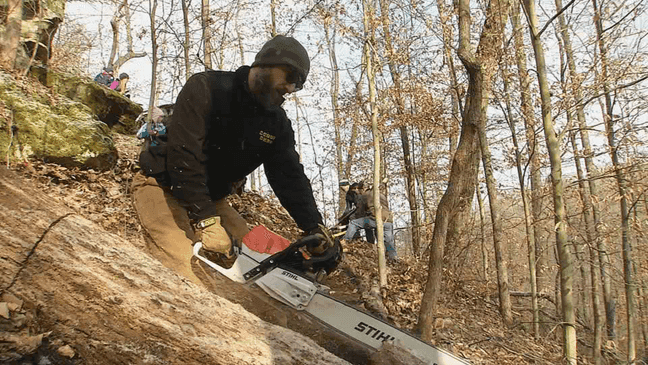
[251,72,285,108]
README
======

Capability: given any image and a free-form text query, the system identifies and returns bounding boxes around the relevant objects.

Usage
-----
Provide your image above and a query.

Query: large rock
[30,66,144,134]
[0,71,118,170]
[0,166,351,365]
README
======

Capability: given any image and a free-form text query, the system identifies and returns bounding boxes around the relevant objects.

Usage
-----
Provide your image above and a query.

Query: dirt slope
[0,134,564,364]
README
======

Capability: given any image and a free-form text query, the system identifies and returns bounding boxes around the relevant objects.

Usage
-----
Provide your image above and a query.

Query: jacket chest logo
[259,131,276,144]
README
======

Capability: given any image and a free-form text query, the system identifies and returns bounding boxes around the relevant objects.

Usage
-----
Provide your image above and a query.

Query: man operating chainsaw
[131,35,336,284]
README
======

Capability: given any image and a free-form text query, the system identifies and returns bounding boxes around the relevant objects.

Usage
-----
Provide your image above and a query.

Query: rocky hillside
[0,73,568,364]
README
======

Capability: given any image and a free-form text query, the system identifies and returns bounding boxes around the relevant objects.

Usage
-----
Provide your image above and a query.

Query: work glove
[304,224,335,256]
[195,216,233,258]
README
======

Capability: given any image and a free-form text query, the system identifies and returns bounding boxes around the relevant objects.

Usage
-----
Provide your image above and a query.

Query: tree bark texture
[0,0,22,69]
[418,0,511,340]
[592,0,636,359]
[148,0,158,113]
[322,13,345,216]
[477,116,512,325]
[571,133,603,364]
[378,0,421,255]
[502,64,539,337]
[361,0,387,287]
[182,0,191,80]
[510,3,548,307]
[523,0,577,361]
[201,0,212,70]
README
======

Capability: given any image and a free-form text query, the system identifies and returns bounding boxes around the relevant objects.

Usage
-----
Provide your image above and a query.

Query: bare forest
[2,0,648,363]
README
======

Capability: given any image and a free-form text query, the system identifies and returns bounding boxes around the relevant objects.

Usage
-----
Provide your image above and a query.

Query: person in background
[340,182,375,243]
[338,180,357,223]
[341,185,397,262]
[94,66,114,87]
[110,73,130,98]
[131,35,336,284]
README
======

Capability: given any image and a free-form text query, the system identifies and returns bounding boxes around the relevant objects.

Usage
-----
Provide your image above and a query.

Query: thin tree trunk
[343,74,363,181]
[501,64,539,337]
[111,0,146,71]
[323,14,344,216]
[108,0,126,68]
[476,177,489,285]
[573,6,617,344]
[361,0,387,287]
[270,0,277,38]
[638,280,648,351]
[592,0,636,360]
[522,0,576,361]
[417,0,511,340]
[477,117,512,325]
[571,134,603,364]
[434,0,463,168]
[510,3,547,309]
[0,0,22,69]
[416,128,431,235]
[181,0,191,80]
[148,0,158,117]
[378,0,420,255]
[201,0,212,70]
[554,0,607,353]
[556,53,592,330]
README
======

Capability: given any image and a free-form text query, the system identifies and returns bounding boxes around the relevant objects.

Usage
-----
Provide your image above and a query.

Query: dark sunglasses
[284,67,304,90]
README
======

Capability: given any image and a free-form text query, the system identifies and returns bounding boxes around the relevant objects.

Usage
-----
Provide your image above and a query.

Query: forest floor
[1,132,575,364]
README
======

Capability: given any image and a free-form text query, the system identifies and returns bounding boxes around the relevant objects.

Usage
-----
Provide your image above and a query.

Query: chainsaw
[193,225,469,365]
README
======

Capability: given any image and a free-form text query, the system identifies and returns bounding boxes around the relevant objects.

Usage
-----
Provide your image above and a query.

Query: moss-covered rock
[0,71,118,170]
[30,66,144,134]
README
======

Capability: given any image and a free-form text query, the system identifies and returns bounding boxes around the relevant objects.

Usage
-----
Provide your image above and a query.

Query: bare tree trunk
[378,0,420,255]
[343,73,363,181]
[501,64,539,337]
[434,0,463,154]
[148,0,159,115]
[322,12,345,216]
[434,0,471,260]
[554,0,606,355]
[592,0,636,360]
[0,0,22,69]
[477,117,512,325]
[362,0,387,287]
[476,178,489,285]
[510,3,547,310]
[181,0,191,81]
[573,5,616,345]
[108,0,126,68]
[522,0,576,361]
[201,0,212,70]
[417,0,511,340]
[639,280,648,352]
[111,0,147,71]
[557,63,592,329]
[571,133,603,364]
[270,0,277,38]
[416,128,431,237]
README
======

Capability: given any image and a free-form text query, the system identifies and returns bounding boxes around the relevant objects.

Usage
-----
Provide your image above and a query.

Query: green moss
[0,71,118,170]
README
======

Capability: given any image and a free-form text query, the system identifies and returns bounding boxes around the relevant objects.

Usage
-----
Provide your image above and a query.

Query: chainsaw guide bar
[193,226,470,365]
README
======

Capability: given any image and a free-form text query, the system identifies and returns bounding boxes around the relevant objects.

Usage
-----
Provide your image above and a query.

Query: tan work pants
[131,172,250,285]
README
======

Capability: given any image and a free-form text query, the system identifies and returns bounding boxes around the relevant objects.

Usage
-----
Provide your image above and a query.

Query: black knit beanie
[251,35,310,88]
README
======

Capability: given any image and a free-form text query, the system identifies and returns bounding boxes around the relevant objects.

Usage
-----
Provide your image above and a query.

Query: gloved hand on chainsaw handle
[304,224,335,256]
[195,216,233,258]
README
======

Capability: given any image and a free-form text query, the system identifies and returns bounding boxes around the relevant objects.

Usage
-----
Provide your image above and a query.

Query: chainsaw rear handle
[243,234,342,280]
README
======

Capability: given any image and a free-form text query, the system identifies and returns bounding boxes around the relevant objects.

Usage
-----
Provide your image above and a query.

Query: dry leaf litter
[8,133,567,365]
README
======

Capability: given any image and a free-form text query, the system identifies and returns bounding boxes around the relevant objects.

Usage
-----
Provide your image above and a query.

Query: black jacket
[139,66,322,231]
